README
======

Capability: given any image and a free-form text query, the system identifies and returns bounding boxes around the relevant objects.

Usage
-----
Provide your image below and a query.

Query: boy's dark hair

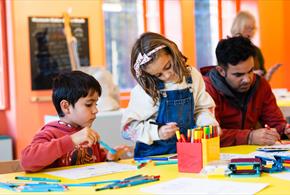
[216,36,256,68]
[52,70,102,117]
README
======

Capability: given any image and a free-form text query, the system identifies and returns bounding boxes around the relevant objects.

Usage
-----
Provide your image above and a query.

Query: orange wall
[3,0,105,158]
[2,0,290,159]
[258,0,290,89]
[180,0,196,66]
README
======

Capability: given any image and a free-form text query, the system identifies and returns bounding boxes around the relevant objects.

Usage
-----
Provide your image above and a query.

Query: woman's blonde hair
[130,32,190,104]
[231,11,255,36]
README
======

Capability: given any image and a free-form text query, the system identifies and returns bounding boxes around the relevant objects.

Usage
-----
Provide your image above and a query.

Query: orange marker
[187,129,191,142]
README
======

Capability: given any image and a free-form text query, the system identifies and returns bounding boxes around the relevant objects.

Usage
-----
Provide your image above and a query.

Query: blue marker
[134,157,169,161]
[65,179,120,187]
[14,176,61,182]
[99,140,116,154]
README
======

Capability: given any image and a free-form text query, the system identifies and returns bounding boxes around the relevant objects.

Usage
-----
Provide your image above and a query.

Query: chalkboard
[29,17,90,90]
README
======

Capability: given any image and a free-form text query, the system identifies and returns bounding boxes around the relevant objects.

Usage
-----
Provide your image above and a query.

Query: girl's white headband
[134,45,166,77]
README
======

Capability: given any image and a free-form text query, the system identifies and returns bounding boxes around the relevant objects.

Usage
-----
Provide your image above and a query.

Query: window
[194,0,219,68]
[221,0,236,38]
[102,0,144,90]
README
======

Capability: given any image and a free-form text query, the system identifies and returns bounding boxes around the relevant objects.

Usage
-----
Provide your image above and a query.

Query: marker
[180,134,187,142]
[64,179,120,187]
[112,178,159,189]
[150,121,177,127]
[17,185,66,192]
[99,140,116,154]
[187,129,191,142]
[134,157,168,161]
[175,130,181,142]
[154,160,178,166]
[137,162,148,169]
[149,121,165,126]
[0,182,16,191]
[124,174,144,181]
[14,176,61,182]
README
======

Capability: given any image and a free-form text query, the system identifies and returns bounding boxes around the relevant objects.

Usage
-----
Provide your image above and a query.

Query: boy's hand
[158,122,178,140]
[71,127,100,147]
[106,145,131,161]
[250,128,280,145]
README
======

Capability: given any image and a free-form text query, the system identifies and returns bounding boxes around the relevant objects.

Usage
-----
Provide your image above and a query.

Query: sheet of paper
[45,162,137,179]
[140,178,268,195]
[220,153,253,161]
[257,143,290,150]
[270,172,290,181]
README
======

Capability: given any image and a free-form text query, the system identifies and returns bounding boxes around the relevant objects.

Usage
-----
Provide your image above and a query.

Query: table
[1,145,290,194]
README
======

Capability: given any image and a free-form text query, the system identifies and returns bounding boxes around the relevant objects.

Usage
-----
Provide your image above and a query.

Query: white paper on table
[44,162,137,179]
[140,178,268,195]
[270,172,290,181]
[257,143,290,150]
[220,153,253,161]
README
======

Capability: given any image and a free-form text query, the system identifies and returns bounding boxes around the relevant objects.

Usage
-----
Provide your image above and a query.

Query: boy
[21,71,129,172]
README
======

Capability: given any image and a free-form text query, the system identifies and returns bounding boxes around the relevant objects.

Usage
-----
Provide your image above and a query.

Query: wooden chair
[0,160,23,174]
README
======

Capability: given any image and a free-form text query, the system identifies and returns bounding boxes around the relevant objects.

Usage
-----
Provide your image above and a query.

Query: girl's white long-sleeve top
[121,67,218,145]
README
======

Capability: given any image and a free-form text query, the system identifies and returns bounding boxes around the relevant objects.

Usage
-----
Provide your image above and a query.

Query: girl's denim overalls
[134,77,196,157]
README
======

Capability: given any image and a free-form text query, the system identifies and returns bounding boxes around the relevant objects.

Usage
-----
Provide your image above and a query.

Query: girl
[121,32,219,157]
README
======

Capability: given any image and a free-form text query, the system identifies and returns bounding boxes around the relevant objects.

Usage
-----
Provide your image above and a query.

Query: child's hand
[106,145,131,161]
[71,127,100,147]
[158,122,178,140]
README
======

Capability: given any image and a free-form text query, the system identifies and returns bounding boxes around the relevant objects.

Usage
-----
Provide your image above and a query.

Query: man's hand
[249,128,280,145]
[284,124,290,139]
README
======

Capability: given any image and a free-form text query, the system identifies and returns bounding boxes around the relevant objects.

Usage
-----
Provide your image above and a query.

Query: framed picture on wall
[28,16,90,90]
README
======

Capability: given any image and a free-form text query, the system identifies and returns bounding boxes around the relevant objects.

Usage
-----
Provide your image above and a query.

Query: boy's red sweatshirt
[21,121,107,172]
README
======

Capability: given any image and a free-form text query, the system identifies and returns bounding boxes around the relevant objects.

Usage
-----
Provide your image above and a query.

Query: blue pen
[124,174,144,181]
[15,176,61,182]
[99,140,116,154]
[0,182,16,191]
[134,157,168,161]
[154,160,178,166]
[18,186,66,192]
[65,179,121,187]
[112,178,158,189]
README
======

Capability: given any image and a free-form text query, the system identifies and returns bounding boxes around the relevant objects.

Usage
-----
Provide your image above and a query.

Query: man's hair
[216,36,256,68]
[52,70,102,117]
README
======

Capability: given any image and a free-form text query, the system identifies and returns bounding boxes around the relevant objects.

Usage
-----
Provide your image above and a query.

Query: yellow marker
[175,130,181,142]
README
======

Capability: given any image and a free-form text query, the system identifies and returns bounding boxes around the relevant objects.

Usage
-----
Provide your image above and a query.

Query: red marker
[180,134,187,142]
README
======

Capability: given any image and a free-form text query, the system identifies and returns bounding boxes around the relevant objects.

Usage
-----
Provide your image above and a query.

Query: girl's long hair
[130,32,190,105]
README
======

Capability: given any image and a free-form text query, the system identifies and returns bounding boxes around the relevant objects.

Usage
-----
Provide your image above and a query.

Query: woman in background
[231,11,281,81]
